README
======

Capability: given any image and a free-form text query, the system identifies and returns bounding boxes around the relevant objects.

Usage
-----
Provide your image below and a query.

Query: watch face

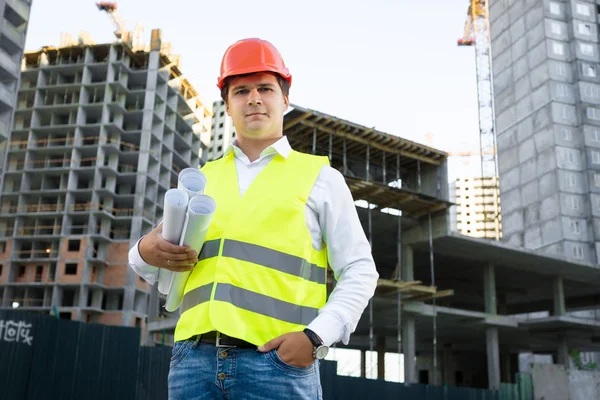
[315,346,329,359]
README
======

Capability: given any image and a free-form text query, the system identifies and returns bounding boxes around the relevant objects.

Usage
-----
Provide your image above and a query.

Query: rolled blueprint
[164,194,217,312]
[177,168,207,199]
[157,188,189,295]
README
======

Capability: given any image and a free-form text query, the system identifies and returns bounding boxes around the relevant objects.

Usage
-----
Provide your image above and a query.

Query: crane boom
[96,2,126,39]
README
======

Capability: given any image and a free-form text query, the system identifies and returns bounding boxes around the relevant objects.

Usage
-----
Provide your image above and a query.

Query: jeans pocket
[170,340,193,369]
[266,349,315,376]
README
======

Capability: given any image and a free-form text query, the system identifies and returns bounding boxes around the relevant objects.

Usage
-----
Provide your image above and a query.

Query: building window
[567,173,576,186]
[592,128,600,142]
[569,197,581,210]
[550,2,560,15]
[573,245,584,259]
[579,23,592,35]
[595,173,600,187]
[576,3,591,16]
[551,22,562,35]
[580,43,595,56]
[571,220,581,234]
[557,84,570,98]
[568,151,575,163]
[562,106,576,119]
[583,64,597,77]
[584,83,600,98]
[587,107,600,120]
[592,151,600,164]
[555,63,567,76]
[553,42,565,55]
[562,128,572,141]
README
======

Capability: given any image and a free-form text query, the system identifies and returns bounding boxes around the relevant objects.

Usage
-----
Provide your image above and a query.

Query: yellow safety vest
[173,149,330,346]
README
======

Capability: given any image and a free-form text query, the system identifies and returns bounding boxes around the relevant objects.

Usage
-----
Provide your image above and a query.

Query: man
[128,38,379,400]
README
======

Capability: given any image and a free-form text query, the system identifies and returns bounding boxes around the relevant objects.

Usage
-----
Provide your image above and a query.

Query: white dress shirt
[128,136,379,347]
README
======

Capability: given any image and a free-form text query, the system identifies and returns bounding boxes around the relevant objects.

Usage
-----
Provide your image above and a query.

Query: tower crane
[458,0,500,240]
[96,2,126,39]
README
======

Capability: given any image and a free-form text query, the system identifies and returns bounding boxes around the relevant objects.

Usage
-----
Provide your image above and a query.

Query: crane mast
[458,0,501,240]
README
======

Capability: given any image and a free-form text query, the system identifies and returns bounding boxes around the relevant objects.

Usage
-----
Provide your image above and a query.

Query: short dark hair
[220,72,290,104]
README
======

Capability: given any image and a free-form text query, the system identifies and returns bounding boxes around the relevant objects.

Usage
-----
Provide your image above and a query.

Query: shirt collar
[224,136,292,159]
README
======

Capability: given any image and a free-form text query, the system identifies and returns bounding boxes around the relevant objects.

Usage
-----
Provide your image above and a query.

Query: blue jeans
[168,336,323,399]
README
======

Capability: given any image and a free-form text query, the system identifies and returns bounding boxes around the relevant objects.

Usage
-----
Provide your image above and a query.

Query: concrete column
[145,283,159,345]
[484,263,497,314]
[360,349,366,378]
[1,283,9,306]
[377,336,386,380]
[403,316,416,383]
[557,336,569,367]
[484,263,501,390]
[486,327,501,390]
[553,277,566,316]
[401,245,414,281]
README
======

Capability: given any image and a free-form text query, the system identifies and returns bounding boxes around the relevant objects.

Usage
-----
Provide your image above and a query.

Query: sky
[24,0,482,181]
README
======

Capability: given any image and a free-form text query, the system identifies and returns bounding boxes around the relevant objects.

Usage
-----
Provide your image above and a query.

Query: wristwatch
[303,328,329,360]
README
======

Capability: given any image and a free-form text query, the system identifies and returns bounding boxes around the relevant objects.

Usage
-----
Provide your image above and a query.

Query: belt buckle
[215,332,234,348]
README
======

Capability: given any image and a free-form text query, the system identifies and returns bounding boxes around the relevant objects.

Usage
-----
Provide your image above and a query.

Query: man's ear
[283,95,289,110]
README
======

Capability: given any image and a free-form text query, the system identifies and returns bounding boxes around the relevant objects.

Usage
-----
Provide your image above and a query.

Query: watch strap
[303,328,322,347]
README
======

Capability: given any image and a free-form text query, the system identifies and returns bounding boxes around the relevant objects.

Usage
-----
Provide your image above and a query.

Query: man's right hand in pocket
[139,223,198,272]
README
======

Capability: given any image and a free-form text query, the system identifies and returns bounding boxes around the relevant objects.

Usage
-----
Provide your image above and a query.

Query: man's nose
[247,88,262,105]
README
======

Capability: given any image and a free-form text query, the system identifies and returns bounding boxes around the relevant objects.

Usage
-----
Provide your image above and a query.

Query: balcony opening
[35,265,42,282]
[62,289,76,307]
[65,263,77,275]
[68,240,80,252]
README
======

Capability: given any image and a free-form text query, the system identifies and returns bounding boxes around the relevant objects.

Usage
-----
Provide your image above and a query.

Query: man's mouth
[246,112,267,117]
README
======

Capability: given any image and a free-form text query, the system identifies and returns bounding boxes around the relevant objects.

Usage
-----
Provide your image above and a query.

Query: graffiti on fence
[0,319,34,345]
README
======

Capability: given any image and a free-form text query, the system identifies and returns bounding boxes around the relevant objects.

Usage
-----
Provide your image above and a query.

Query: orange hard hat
[217,38,292,90]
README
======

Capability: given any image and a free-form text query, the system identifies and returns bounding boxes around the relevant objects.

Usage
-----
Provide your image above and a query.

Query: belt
[193,331,256,348]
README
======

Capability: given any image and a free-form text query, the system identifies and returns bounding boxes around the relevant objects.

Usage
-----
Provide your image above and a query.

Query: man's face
[226,72,289,139]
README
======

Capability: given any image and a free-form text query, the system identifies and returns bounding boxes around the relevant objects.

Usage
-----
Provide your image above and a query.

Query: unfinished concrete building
[449,176,502,240]
[0,31,211,333]
[489,0,600,263]
[205,99,236,161]
[0,0,32,172]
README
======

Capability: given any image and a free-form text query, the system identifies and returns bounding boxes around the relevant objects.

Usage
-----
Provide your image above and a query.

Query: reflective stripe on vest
[197,238,326,285]
[181,282,318,326]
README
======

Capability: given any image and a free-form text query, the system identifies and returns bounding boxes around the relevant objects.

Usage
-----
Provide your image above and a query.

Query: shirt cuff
[306,312,346,347]
[128,237,160,283]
